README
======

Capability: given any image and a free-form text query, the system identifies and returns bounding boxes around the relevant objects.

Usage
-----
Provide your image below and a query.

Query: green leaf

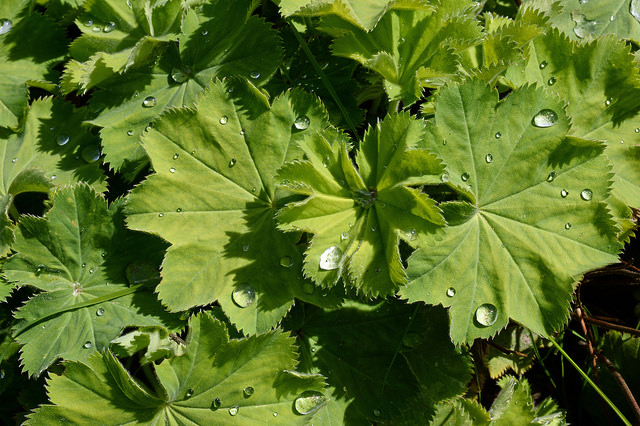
[290,302,471,424]
[84,0,283,175]
[4,184,180,376]
[110,325,186,365]
[26,312,327,424]
[323,4,483,104]
[503,30,640,232]
[277,113,445,296]
[277,0,397,31]
[484,325,541,379]
[0,98,106,258]
[401,80,621,344]
[126,78,335,334]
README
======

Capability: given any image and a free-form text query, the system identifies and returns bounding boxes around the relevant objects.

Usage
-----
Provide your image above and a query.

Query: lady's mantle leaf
[4,184,180,376]
[25,313,326,425]
[277,0,397,31]
[0,98,105,260]
[126,78,332,334]
[401,80,621,344]
[276,113,445,296]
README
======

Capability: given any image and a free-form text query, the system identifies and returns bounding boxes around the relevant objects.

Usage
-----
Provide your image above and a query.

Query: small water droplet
[572,12,597,38]
[81,263,86,268]
[370,227,376,232]
[547,171,557,182]
[609,15,616,21]
[440,173,449,183]
[242,244,249,252]
[232,283,256,308]
[580,189,593,201]
[185,389,194,399]
[250,70,260,79]
[280,256,293,268]
[89,268,94,274]
[635,128,639,133]
[494,131,502,139]
[92,25,101,32]
[96,308,105,316]
[373,409,382,417]
[0,19,13,35]
[11,158,17,163]
[83,341,92,349]
[103,21,116,33]
[126,0,132,7]
[442,140,447,145]
[532,109,558,128]
[172,153,179,160]
[171,68,189,83]
[620,140,624,144]
[319,246,342,270]
[211,397,221,410]
[294,390,327,415]
[272,412,278,417]
[461,172,469,182]
[169,167,176,173]
[322,156,330,168]
[294,115,310,130]
[539,61,548,69]
[447,287,456,297]
[51,175,56,180]
[228,158,236,167]
[565,222,572,229]
[142,96,157,108]
[127,130,134,136]
[228,406,239,416]
[548,76,557,86]
[176,207,182,213]
[202,29,208,36]
[340,232,349,240]
[57,135,70,146]
[243,386,254,397]
[605,97,612,106]
[485,153,493,163]
[561,189,569,198]
[219,116,228,125]
[475,303,498,326]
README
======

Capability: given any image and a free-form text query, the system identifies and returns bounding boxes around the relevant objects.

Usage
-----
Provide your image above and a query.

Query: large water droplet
[211,397,222,410]
[96,308,105,316]
[57,135,70,146]
[440,173,449,183]
[219,116,228,125]
[631,0,640,23]
[81,146,101,163]
[561,189,569,198]
[580,189,593,201]
[475,304,498,326]
[83,341,92,349]
[280,256,293,268]
[547,171,556,182]
[294,115,310,130]
[243,386,254,397]
[447,287,456,297]
[142,96,157,108]
[572,11,597,38]
[228,158,236,167]
[229,406,239,416]
[485,153,493,163]
[0,19,13,35]
[250,70,260,79]
[461,172,470,182]
[319,246,342,270]
[232,283,256,308]
[532,109,558,128]
[294,390,327,415]
[103,21,116,33]
[171,68,189,83]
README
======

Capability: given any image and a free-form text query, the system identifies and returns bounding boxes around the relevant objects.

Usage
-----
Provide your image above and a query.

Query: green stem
[548,336,631,426]
[529,330,558,390]
[287,20,359,139]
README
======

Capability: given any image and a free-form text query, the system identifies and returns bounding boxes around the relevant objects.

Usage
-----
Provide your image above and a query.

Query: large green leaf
[276,113,445,296]
[126,78,335,334]
[25,312,327,424]
[401,80,621,344]
[277,0,396,31]
[322,3,483,104]
[503,30,640,233]
[0,98,105,260]
[288,301,471,424]
[4,184,180,376]
[84,0,283,175]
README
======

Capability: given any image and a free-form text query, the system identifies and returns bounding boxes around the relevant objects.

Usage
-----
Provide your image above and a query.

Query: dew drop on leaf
[228,406,239,416]
[561,189,569,198]
[11,158,17,163]
[242,244,249,252]
[169,167,176,173]
[0,19,12,35]
[211,397,221,410]
[294,115,310,130]
[485,153,493,163]
[572,12,597,38]
[294,390,327,415]
[548,77,556,86]
[219,116,228,125]
[81,146,101,163]
[461,172,470,182]
[243,386,254,397]
[609,15,616,21]
[580,189,593,201]
[81,263,86,268]
[539,61,547,69]
[142,96,157,108]
[228,158,236,167]
[531,109,558,128]
[185,389,194,399]
[57,135,69,146]
[280,256,293,268]
[202,30,208,36]
[83,341,92,349]
[340,232,349,241]
[373,409,382,417]
[475,303,498,326]
[273,412,278,417]
[250,70,260,79]
[440,173,449,183]
[565,222,572,230]
[447,287,456,297]
[158,213,164,217]
[494,131,501,139]
[635,128,639,133]
[605,97,612,106]
[232,283,256,308]
[96,308,105,316]
[319,246,342,270]
[322,156,330,167]
[631,0,640,23]
[547,171,556,182]
[171,68,189,83]
[127,130,134,136]
[173,153,179,160]
[103,21,116,33]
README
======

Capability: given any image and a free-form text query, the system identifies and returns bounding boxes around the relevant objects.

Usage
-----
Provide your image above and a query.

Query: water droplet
[243,386,254,397]
[373,409,382,417]
[572,12,597,38]
[126,0,132,8]
[81,263,86,268]
[250,70,260,79]
[175,208,183,213]
[475,303,498,326]
[565,222,572,229]
[127,130,134,136]
[442,140,447,145]
[370,227,376,232]
[92,25,101,32]
[494,131,502,139]
[547,171,557,182]
[228,158,236,167]
[51,175,56,180]
[532,109,558,128]
[242,244,249,252]
[294,390,327,415]
[11,158,17,163]
[211,397,221,409]
[322,156,330,168]
[103,21,116,33]
[340,232,349,241]
[539,61,548,69]
[609,15,616,21]
[57,135,70,146]
[440,173,449,183]
[272,412,278,417]
[548,76,557,86]
[580,189,593,201]
[319,246,342,270]
[83,341,92,349]
[142,96,157,108]
[89,268,94,274]
[0,19,13,35]
[461,172,470,182]
[169,167,176,173]
[158,213,164,217]
[96,308,105,316]
[202,29,208,36]
[302,282,314,294]
[561,189,569,198]
[219,116,228,125]
[447,287,456,297]
[631,0,640,23]
[185,389,194,399]
[280,256,293,268]
[635,128,639,133]
[294,115,310,130]
[229,406,239,416]
[485,153,493,163]
[171,68,189,83]
[620,140,624,144]
[605,97,612,106]
[232,283,256,308]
